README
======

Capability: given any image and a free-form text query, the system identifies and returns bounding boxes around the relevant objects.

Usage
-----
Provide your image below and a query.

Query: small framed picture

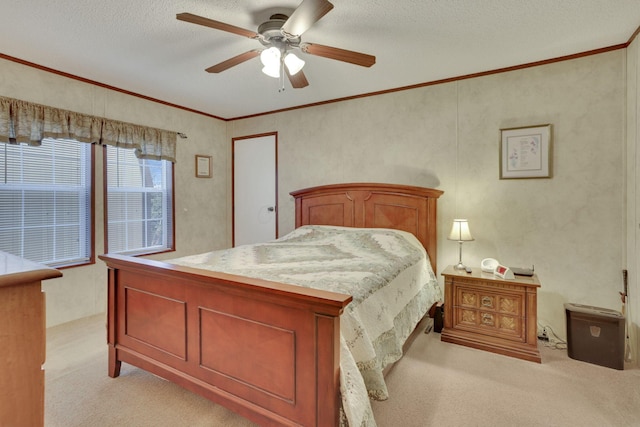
[500,124,552,179]
[195,154,212,178]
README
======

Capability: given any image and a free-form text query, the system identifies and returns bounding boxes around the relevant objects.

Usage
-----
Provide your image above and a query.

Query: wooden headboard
[290,183,443,273]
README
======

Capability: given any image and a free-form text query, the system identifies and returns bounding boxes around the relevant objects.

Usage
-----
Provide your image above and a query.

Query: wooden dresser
[441,265,541,363]
[0,251,62,427]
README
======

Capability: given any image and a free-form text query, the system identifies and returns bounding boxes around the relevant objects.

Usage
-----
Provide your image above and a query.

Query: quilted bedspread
[169,225,442,427]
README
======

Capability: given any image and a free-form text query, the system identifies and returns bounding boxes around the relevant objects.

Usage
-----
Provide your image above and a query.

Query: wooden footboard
[100,254,352,427]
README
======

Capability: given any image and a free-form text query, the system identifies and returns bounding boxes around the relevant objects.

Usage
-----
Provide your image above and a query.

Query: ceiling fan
[177,0,376,89]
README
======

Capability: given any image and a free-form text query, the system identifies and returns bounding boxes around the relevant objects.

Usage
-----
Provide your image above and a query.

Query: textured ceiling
[1,0,639,120]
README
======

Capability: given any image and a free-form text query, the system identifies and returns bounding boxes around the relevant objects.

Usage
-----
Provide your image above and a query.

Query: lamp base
[454,262,467,270]
[454,240,467,270]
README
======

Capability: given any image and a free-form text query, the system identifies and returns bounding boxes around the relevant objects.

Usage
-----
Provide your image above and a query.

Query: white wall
[0,58,230,326]
[230,50,628,344]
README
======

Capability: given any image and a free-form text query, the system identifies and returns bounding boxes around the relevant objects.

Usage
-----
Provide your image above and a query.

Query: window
[0,139,93,268]
[105,145,174,255]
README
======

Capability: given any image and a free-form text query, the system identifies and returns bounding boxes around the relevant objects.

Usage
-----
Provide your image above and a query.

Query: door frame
[231,132,278,246]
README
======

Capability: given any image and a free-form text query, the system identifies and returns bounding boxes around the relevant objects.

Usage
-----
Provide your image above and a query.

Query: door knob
[267,206,275,212]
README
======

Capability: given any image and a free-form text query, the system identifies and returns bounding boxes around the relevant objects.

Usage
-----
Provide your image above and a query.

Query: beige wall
[1,47,635,358]
[0,58,229,326]
[627,36,639,363]
[231,50,628,344]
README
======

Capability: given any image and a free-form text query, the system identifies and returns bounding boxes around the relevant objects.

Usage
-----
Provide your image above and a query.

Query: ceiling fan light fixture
[284,53,305,75]
[262,64,280,78]
[260,47,282,78]
[260,47,280,67]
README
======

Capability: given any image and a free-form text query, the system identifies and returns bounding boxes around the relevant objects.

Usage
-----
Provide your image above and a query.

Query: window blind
[0,138,92,267]
[105,145,173,255]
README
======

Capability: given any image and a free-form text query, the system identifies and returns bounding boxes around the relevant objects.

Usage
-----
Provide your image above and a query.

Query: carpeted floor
[45,314,640,427]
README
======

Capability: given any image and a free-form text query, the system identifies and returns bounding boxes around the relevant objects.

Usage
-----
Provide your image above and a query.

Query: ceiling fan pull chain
[279,57,285,92]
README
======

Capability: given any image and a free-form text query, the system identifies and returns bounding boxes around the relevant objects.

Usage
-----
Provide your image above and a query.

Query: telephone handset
[481,258,499,273]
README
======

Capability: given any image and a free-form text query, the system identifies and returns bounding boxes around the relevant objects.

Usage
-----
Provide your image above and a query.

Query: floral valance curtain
[0,96,176,162]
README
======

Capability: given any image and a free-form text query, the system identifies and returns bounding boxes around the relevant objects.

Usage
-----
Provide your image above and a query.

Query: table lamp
[448,219,474,270]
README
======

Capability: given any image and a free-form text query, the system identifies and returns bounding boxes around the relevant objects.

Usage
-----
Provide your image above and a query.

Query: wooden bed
[99,182,443,427]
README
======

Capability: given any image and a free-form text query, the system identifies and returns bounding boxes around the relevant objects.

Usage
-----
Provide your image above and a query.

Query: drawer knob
[481,296,492,307]
[482,313,494,325]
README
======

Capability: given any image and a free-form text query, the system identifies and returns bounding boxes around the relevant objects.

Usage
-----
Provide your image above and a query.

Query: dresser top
[0,251,62,288]
[441,265,541,287]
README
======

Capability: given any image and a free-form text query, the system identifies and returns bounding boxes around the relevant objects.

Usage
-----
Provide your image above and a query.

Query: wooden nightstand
[441,265,541,363]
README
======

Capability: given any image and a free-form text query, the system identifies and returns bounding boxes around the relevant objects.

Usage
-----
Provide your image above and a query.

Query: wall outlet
[538,328,549,341]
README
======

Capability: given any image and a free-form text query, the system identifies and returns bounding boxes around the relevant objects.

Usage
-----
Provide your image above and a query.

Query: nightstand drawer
[454,307,524,341]
[456,286,523,315]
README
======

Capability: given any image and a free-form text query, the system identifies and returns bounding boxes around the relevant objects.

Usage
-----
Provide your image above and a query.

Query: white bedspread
[169,225,442,427]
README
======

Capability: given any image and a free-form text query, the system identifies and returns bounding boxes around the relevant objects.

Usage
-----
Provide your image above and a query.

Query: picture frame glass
[195,155,212,178]
[500,124,552,179]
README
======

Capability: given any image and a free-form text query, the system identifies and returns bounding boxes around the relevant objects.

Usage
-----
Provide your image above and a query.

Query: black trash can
[564,303,625,370]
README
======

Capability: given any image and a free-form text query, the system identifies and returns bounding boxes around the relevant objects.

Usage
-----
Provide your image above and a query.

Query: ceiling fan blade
[205,50,261,73]
[177,13,259,39]
[301,43,376,67]
[281,0,334,38]
[286,69,310,89]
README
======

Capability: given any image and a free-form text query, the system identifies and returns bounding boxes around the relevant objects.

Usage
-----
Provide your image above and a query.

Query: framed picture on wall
[500,124,552,179]
[195,154,212,178]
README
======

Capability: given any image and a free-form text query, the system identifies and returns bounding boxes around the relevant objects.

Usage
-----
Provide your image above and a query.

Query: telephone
[510,266,535,276]
[493,264,515,279]
[481,258,499,273]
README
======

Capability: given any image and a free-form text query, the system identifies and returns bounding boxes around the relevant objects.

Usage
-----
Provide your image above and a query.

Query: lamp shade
[261,64,280,78]
[448,219,474,242]
[260,47,280,66]
[284,52,305,75]
[260,47,281,78]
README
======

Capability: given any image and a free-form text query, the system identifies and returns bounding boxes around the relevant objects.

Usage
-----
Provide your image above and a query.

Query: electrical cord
[542,325,567,350]
[537,322,567,350]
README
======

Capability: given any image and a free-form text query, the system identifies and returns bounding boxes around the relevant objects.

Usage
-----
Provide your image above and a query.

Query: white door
[233,133,277,246]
